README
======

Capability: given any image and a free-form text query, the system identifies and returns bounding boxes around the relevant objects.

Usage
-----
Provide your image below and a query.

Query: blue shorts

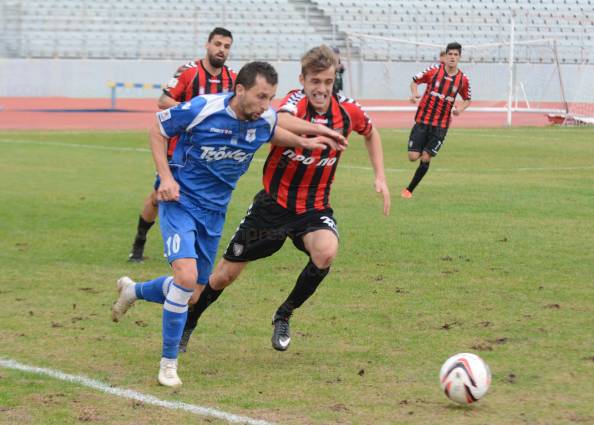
[158,200,225,285]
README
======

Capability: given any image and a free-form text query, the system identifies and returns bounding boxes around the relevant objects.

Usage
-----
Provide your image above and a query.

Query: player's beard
[208,53,226,69]
[238,97,261,121]
[248,108,263,120]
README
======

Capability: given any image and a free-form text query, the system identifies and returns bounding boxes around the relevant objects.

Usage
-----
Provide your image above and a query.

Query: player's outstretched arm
[149,121,179,201]
[277,112,348,148]
[364,127,391,216]
[270,125,345,151]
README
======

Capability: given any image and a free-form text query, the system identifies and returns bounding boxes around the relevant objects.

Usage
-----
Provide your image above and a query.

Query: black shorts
[223,190,339,262]
[408,123,448,157]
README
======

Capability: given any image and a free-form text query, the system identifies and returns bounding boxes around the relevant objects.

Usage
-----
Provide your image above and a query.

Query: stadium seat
[3,0,593,63]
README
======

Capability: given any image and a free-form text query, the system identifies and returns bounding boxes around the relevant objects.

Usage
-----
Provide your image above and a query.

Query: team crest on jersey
[452,85,458,92]
[232,243,244,256]
[246,128,257,143]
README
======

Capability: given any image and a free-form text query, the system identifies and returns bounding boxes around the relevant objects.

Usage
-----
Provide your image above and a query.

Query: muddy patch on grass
[78,406,102,422]
[470,342,493,351]
[330,403,351,412]
[440,321,460,330]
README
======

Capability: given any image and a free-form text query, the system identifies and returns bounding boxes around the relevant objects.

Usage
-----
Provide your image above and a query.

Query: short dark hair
[208,27,233,42]
[234,61,278,92]
[446,42,462,54]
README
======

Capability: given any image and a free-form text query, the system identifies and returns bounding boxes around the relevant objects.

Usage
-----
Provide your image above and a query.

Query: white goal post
[343,11,593,126]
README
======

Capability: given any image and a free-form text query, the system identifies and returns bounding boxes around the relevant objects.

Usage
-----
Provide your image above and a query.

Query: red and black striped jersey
[164,59,236,102]
[162,59,236,156]
[262,89,373,214]
[413,63,471,129]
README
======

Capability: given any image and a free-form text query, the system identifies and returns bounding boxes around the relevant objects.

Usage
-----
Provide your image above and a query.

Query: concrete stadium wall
[1,59,593,102]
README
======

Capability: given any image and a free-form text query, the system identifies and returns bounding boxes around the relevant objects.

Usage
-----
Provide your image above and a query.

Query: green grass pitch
[0,127,593,424]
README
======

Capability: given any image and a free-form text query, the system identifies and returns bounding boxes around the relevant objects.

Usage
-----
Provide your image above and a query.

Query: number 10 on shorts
[166,234,181,256]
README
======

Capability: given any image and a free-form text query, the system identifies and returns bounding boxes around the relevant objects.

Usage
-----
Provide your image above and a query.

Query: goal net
[343,32,593,126]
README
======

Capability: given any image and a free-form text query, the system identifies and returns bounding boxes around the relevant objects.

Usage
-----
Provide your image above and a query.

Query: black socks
[135,215,154,241]
[407,160,430,193]
[185,283,224,331]
[277,260,330,317]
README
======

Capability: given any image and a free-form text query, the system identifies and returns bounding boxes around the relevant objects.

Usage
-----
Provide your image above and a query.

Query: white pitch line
[0,358,274,425]
[1,139,593,173]
[0,139,150,153]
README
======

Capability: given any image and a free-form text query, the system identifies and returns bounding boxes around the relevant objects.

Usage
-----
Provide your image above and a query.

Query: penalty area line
[0,358,275,425]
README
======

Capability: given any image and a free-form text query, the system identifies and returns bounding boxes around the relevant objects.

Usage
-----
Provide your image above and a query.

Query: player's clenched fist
[157,177,180,201]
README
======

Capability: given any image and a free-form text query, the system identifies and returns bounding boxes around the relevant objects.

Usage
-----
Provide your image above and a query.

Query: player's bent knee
[421,152,433,162]
[171,265,198,288]
[146,191,159,208]
[408,152,420,161]
[311,251,336,270]
[217,269,239,287]
[211,271,238,289]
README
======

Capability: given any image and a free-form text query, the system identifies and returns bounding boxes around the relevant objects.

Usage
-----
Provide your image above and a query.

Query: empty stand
[0,0,592,63]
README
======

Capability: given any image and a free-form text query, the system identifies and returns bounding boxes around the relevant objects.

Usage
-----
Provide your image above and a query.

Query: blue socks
[162,283,194,359]
[132,276,194,359]
[134,276,173,304]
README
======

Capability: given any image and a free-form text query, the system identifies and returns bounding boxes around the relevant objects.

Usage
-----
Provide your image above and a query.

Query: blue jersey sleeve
[156,97,207,138]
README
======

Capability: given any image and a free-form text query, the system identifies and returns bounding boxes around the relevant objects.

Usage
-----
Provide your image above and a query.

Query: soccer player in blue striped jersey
[111,61,345,387]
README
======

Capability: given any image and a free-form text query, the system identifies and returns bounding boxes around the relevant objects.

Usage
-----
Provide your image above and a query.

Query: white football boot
[111,276,137,322]
[158,357,182,387]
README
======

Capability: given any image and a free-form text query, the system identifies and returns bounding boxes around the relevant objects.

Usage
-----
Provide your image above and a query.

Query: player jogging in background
[439,50,446,64]
[128,27,236,262]
[401,42,471,199]
[111,61,346,387]
[178,45,391,354]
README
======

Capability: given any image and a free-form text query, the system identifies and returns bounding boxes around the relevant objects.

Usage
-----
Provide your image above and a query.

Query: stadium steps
[286,0,359,56]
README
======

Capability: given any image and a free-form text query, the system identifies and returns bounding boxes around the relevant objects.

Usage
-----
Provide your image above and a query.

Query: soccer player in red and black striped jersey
[128,28,236,262]
[178,45,390,353]
[401,42,471,199]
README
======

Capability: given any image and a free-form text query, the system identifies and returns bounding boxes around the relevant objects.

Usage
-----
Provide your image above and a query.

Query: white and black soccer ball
[439,352,491,404]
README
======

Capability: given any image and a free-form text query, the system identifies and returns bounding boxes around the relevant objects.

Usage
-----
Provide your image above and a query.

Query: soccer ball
[439,352,491,404]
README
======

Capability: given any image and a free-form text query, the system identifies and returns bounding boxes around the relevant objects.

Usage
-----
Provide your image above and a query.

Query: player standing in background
[112,62,346,387]
[178,45,390,353]
[401,42,471,199]
[439,50,446,64]
[128,27,236,262]
[332,46,345,95]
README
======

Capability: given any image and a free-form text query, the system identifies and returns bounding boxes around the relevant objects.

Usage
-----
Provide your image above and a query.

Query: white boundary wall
[1,59,593,102]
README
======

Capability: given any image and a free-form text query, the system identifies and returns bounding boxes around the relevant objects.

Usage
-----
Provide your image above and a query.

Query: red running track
[0,97,553,130]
